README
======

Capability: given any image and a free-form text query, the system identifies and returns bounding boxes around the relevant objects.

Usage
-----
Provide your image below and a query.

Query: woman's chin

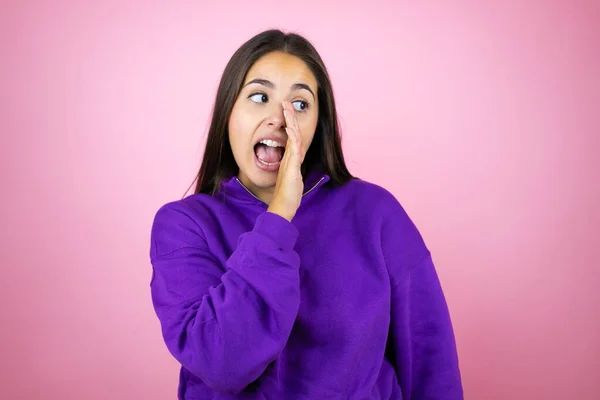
[252,175,277,190]
[240,167,277,190]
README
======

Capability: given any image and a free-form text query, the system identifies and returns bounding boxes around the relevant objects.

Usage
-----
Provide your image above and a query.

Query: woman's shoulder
[339,178,429,255]
[153,192,210,215]
[150,192,221,234]
[335,177,407,215]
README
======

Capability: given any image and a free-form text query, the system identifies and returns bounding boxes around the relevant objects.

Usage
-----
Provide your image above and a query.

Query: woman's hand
[267,101,306,222]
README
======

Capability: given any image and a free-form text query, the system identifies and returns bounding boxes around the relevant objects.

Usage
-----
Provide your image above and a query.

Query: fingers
[282,101,303,163]
[282,101,300,143]
[284,128,301,167]
[282,101,299,133]
[282,102,294,141]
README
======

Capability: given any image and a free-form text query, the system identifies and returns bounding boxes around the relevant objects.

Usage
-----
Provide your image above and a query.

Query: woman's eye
[292,100,309,112]
[249,93,268,103]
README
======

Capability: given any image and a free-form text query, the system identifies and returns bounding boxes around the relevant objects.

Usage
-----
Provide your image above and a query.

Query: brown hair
[188,29,355,196]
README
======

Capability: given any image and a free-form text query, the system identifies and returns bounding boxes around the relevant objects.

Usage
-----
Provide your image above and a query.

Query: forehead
[244,52,317,89]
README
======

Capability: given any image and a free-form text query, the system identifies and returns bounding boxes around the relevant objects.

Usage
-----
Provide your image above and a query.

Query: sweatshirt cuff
[253,211,299,251]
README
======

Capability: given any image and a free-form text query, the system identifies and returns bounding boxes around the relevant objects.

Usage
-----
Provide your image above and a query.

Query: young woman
[149,29,463,399]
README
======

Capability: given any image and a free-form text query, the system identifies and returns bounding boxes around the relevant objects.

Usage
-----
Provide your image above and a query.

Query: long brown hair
[188,29,355,197]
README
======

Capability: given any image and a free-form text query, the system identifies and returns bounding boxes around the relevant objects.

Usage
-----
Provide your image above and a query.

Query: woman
[149,29,463,399]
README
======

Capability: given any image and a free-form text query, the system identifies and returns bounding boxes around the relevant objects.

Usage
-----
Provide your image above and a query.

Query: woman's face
[228,51,319,203]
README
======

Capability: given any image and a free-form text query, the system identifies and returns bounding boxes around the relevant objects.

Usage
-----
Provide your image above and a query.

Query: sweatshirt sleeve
[381,205,464,399]
[149,201,301,394]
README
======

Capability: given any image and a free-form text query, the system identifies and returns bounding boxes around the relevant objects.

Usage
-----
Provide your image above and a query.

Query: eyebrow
[244,78,315,100]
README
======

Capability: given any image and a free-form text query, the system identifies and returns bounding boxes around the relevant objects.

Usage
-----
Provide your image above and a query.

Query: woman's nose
[265,106,285,129]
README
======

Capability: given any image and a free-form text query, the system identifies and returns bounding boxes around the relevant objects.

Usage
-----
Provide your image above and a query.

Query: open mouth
[254,139,286,166]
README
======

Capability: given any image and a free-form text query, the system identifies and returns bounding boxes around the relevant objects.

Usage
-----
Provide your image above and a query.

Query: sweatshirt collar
[219,165,330,206]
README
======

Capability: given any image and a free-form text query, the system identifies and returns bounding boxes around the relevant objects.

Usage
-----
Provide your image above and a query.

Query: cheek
[229,106,256,137]
[228,108,242,136]
[228,109,249,149]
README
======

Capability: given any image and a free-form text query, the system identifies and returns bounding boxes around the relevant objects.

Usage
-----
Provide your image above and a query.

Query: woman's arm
[149,202,301,394]
[382,205,464,399]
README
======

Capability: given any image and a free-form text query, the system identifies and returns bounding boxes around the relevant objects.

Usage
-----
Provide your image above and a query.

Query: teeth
[259,139,284,148]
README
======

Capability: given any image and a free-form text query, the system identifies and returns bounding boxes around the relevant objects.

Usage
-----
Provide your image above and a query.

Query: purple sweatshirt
[149,167,463,399]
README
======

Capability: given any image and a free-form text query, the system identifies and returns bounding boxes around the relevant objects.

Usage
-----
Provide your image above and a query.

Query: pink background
[1,1,599,399]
